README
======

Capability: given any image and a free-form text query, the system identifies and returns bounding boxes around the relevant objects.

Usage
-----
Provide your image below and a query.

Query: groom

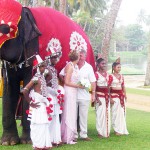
[75,49,96,141]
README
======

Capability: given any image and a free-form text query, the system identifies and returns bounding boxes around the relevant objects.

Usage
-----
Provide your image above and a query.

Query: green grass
[126,88,150,96]
[0,99,150,149]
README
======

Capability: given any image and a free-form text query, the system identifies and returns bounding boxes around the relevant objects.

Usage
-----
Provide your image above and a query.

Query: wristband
[29,101,33,105]
[24,87,29,91]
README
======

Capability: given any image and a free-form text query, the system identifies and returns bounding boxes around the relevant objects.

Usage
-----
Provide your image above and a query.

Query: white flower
[79,78,91,92]
[69,31,87,52]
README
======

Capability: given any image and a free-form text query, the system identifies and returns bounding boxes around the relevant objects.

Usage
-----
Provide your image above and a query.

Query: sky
[117,0,150,26]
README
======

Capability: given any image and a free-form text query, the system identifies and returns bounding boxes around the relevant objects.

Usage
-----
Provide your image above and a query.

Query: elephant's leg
[20,66,32,144]
[1,69,20,145]
[20,100,31,144]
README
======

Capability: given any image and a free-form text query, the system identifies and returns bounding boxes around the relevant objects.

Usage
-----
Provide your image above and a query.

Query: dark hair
[96,58,105,71]
[96,58,104,65]
[69,50,79,61]
[112,62,120,73]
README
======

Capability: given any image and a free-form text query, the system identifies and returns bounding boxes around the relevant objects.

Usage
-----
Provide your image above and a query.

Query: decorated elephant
[0,0,95,146]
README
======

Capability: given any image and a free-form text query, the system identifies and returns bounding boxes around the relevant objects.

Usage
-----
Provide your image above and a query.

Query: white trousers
[96,98,110,137]
[75,100,90,138]
[49,114,61,144]
[111,98,129,135]
[30,123,52,149]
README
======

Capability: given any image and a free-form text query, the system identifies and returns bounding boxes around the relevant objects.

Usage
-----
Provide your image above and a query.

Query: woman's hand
[125,95,127,102]
[30,102,40,109]
[97,99,102,106]
[110,98,115,104]
[77,84,85,89]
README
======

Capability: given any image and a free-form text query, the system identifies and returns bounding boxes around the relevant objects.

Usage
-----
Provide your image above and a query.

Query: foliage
[111,24,147,53]
[125,24,146,51]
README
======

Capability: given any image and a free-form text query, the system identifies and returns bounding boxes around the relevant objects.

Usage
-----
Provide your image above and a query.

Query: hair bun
[115,57,120,63]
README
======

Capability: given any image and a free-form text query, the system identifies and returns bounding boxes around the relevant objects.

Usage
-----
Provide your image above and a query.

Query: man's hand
[91,93,95,103]
[97,99,102,106]
[110,99,115,104]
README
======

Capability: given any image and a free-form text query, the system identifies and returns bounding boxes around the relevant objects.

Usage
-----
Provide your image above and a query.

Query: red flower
[57,96,61,99]
[58,100,61,104]
[49,104,53,108]
[26,110,30,115]
[61,94,64,97]
[48,117,52,121]
[61,99,64,103]
[47,97,52,101]
[47,110,51,114]
[46,107,49,110]
[60,106,63,110]
[57,90,61,93]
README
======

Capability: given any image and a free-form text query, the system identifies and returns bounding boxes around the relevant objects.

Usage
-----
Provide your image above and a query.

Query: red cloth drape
[30,7,95,72]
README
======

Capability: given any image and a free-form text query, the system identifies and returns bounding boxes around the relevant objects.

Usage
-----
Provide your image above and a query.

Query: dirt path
[126,93,150,112]
[124,75,150,112]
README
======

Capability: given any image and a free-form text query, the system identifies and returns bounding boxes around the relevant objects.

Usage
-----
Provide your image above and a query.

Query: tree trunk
[59,0,67,15]
[50,0,55,8]
[101,0,122,62]
[83,20,88,31]
[144,43,150,86]
[32,0,38,7]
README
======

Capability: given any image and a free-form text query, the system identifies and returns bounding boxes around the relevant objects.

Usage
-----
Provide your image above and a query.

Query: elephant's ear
[21,7,41,44]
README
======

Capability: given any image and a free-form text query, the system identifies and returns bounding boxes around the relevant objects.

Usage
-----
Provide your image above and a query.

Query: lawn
[0,99,150,150]
[126,88,150,96]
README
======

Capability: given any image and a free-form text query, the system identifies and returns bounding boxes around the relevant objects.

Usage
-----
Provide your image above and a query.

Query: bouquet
[78,78,91,92]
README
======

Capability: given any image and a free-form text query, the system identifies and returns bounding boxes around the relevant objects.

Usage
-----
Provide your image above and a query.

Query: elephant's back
[30,7,95,72]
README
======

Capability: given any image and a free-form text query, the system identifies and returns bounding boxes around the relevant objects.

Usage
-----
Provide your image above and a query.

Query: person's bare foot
[69,141,77,144]
[81,137,92,141]
[73,138,78,142]
[115,132,122,136]
[98,134,103,138]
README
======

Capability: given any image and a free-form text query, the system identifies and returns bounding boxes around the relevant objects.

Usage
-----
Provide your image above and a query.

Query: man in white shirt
[75,49,96,141]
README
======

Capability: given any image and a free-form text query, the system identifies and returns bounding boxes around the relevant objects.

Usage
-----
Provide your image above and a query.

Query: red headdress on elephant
[0,0,22,48]
[30,7,96,72]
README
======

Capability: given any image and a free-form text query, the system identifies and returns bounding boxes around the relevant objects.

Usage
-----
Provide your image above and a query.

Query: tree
[125,24,146,51]
[101,0,123,62]
[59,0,67,14]
[136,10,150,86]
[145,43,150,86]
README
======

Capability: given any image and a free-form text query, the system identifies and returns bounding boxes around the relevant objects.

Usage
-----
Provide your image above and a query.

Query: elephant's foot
[20,130,32,144]
[1,134,20,146]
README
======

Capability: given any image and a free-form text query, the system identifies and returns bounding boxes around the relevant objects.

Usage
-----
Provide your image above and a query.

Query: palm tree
[59,0,67,14]
[145,43,150,86]
[101,0,123,62]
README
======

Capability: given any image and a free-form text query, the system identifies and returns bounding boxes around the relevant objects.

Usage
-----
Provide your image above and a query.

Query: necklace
[113,73,121,83]
[98,71,108,85]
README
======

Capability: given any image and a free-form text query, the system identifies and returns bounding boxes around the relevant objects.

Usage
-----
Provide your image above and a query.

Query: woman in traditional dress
[95,58,110,138]
[109,58,129,136]
[61,50,83,144]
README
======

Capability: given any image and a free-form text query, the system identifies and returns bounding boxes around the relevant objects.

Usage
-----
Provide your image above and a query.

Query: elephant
[0,0,95,146]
